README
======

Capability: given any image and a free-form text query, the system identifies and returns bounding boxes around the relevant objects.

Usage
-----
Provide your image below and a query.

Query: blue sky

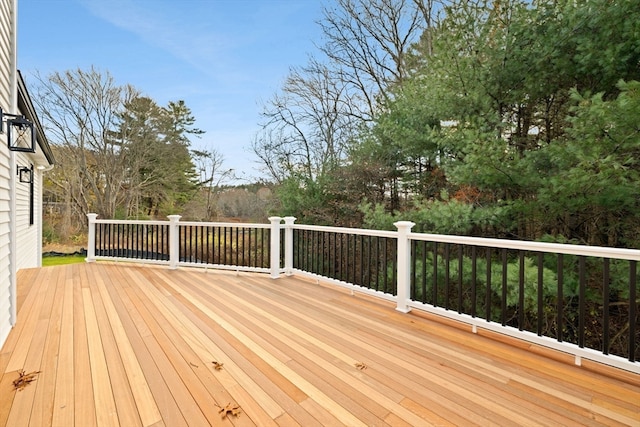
[18,0,328,181]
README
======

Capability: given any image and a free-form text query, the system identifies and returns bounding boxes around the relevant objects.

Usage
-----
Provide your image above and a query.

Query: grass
[42,255,86,267]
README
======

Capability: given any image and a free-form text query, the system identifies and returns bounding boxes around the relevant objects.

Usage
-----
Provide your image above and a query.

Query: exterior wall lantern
[17,165,33,184]
[1,108,36,153]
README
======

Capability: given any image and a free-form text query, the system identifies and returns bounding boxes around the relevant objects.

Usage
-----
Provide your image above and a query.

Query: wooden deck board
[73,263,97,427]
[0,262,638,426]
[97,268,161,427]
[90,274,142,427]
[29,266,65,427]
[51,268,75,427]
[104,268,189,427]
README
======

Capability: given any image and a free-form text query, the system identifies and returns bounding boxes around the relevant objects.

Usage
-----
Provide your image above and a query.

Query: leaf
[217,402,241,419]
[354,362,367,370]
[13,370,41,391]
[212,361,224,371]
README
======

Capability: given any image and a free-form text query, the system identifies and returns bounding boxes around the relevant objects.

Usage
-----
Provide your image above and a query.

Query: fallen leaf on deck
[212,361,224,370]
[13,370,41,391]
[217,402,241,418]
[355,362,367,370]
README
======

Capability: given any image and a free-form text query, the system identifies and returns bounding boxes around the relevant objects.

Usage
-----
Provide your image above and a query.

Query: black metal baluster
[111,223,116,256]
[292,229,297,270]
[144,224,148,259]
[302,229,307,273]
[433,242,438,306]
[247,227,252,267]
[235,227,239,265]
[471,246,477,317]
[117,223,122,257]
[602,258,609,354]
[421,241,427,304]
[501,249,507,326]
[217,227,221,264]
[96,223,101,255]
[223,227,228,265]
[346,233,351,283]
[206,226,210,264]
[144,224,149,259]
[411,241,417,300]
[578,256,586,348]
[131,224,138,258]
[485,248,492,322]
[367,235,373,288]
[392,240,397,295]
[351,234,357,285]
[518,252,525,330]
[107,223,112,256]
[253,227,258,267]
[628,260,637,362]
[258,228,263,268]
[124,224,129,257]
[299,229,305,271]
[458,245,463,313]
[241,228,246,267]
[444,243,450,310]
[197,225,201,263]
[557,254,564,343]
[322,232,327,277]
[376,237,382,292]
[312,230,317,274]
[151,225,160,260]
[537,252,544,335]
[359,235,364,287]
[382,237,388,293]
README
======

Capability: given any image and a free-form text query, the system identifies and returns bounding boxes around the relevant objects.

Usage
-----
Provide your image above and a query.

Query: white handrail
[410,233,640,261]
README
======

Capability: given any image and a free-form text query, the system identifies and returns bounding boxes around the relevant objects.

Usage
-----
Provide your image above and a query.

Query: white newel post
[269,217,282,279]
[168,215,181,270]
[86,213,98,262]
[283,216,296,276]
[394,221,415,313]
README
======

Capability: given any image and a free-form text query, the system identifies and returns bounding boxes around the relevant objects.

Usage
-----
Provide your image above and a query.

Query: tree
[253,58,356,184]
[353,0,640,246]
[191,148,234,220]
[34,67,204,225]
[253,0,435,223]
[534,81,640,247]
[34,67,138,219]
[136,100,200,215]
[116,96,164,218]
[318,0,433,119]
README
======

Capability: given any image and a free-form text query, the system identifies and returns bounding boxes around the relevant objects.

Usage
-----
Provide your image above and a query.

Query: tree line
[34,67,253,240]
[35,0,639,251]
[253,0,640,250]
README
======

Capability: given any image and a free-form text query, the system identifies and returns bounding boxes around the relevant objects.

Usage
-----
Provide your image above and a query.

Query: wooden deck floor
[0,263,638,427]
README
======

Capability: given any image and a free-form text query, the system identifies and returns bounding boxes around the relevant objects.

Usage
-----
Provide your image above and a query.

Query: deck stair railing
[86,214,639,374]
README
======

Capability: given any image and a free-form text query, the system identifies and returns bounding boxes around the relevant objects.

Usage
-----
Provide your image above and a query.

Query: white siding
[0,0,14,348]
[0,216,9,346]
[15,152,37,268]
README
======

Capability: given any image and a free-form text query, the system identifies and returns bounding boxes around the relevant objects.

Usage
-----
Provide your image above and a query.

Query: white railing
[86,214,640,374]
